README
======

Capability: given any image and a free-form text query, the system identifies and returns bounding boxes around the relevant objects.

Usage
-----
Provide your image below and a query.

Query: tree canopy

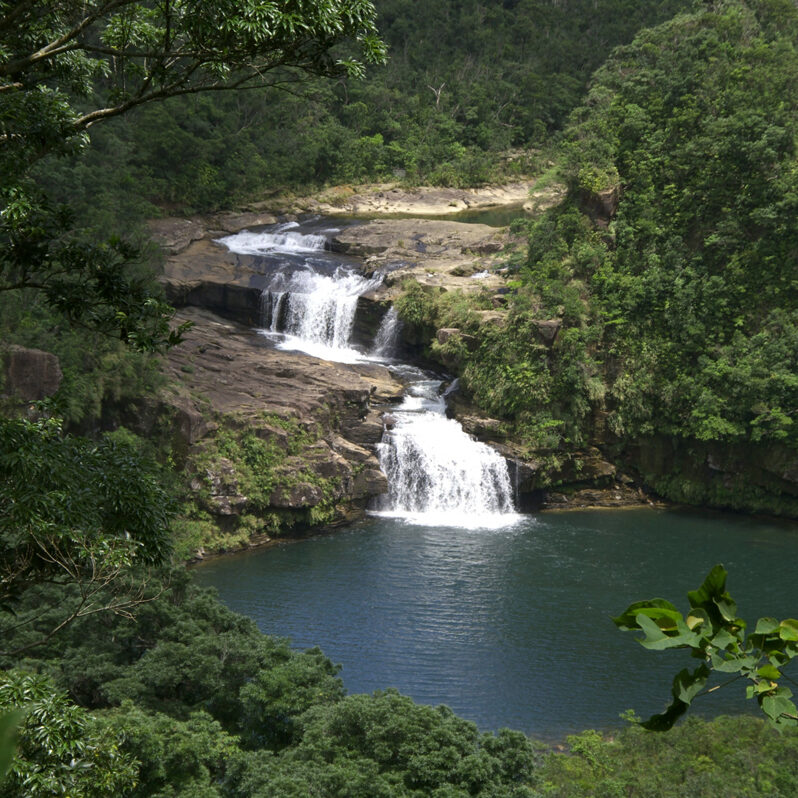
[0,0,385,350]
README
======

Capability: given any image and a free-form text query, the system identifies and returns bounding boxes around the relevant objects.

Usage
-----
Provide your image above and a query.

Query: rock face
[330,218,510,296]
[161,308,404,547]
[159,238,268,327]
[148,211,278,255]
[2,346,62,400]
[294,180,563,218]
[621,436,798,517]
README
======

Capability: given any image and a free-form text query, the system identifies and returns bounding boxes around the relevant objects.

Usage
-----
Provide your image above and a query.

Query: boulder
[270,482,325,508]
[2,346,62,400]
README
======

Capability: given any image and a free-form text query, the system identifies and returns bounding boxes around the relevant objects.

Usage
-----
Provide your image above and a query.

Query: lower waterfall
[373,375,519,529]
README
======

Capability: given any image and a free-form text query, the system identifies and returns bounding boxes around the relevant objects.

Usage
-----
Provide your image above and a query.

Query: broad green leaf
[634,606,685,630]
[686,609,710,630]
[710,628,740,651]
[715,596,739,623]
[640,699,689,732]
[687,564,727,610]
[672,664,710,705]
[612,598,679,630]
[757,664,781,680]
[636,613,668,644]
[0,711,21,781]
[761,695,797,723]
[710,651,757,673]
[779,620,798,642]
[754,617,780,635]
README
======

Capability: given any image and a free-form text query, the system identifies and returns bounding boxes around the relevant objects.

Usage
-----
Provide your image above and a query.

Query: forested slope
[409,0,798,514]
[34,0,692,223]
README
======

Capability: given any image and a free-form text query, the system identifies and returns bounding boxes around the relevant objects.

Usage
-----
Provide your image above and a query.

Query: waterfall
[373,379,518,529]
[257,268,383,362]
[370,307,402,358]
[259,283,287,332]
[221,217,521,529]
[217,222,327,254]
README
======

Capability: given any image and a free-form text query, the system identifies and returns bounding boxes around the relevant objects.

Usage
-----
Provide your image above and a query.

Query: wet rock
[578,185,620,228]
[459,415,506,439]
[352,468,389,498]
[436,328,477,350]
[165,308,406,532]
[339,409,386,447]
[330,435,375,464]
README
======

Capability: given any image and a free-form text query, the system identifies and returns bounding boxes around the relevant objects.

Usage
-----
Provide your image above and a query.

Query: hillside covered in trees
[400,0,798,515]
[2,0,798,794]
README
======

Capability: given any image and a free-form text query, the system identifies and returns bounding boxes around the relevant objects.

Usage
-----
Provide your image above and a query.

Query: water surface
[195,508,798,738]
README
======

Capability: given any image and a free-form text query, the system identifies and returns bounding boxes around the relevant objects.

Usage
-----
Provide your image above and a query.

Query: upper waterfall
[217,221,328,255]
[260,268,383,361]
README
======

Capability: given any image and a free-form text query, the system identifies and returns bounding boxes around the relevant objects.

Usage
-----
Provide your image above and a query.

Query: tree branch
[0,0,135,77]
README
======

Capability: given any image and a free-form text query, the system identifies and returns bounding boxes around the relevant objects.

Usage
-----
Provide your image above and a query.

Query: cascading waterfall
[373,376,519,529]
[221,218,519,526]
[272,268,383,351]
[370,307,402,359]
[218,221,383,362]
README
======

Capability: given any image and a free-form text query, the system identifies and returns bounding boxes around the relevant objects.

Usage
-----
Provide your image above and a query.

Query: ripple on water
[194,509,798,737]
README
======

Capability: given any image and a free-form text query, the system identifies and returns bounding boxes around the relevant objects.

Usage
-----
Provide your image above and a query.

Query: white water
[217,222,327,254]
[370,307,402,359]
[373,378,520,529]
[217,221,387,363]
[257,268,383,362]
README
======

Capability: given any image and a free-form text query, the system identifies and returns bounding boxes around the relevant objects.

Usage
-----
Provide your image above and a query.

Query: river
[197,216,798,739]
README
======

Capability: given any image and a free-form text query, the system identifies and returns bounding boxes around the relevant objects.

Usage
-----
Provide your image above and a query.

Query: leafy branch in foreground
[0,417,173,655]
[614,564,798,731]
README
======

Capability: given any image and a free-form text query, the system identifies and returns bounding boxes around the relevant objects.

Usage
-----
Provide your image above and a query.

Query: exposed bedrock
[139,308,405,551]
[1,345,63,402]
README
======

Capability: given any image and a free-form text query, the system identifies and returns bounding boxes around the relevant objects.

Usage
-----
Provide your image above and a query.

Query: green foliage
[26,0,694,218]
[615,565,798,731]
[0,417,172,653]
[539,715,798,798]
[0,290,165,426]
[91,703,241,798]
[225,690,543,798]
[0,710,21,783]
[0,195,190,353]
[552,0,798,450]
[0,670,137,798]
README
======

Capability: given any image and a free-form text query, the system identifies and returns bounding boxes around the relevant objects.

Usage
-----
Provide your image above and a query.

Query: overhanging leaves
[616,564,798,731]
